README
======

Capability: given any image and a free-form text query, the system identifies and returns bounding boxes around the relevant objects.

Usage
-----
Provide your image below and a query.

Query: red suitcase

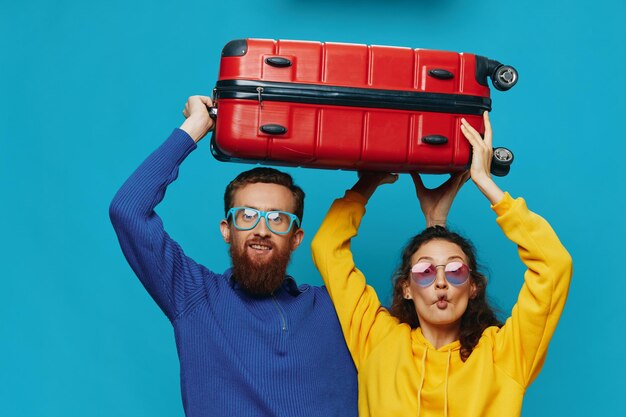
[210,38,517,175]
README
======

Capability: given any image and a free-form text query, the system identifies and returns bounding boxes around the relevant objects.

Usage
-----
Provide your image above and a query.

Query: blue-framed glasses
[226,207,301,235]
[410,261,471,287]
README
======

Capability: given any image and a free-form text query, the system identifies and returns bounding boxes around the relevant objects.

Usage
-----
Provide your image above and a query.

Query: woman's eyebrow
[416,255,466,263]
[416,256,434,262]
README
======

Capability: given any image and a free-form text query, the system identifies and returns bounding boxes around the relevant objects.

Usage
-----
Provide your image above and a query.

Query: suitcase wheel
[491,164,511,177]
[492,65,518,91]
[490,147,514,176]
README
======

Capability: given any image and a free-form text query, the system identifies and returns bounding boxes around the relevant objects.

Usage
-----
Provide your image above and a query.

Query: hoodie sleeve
[491,193,573,387]
[311,191,399,369]
[109,129,211,321]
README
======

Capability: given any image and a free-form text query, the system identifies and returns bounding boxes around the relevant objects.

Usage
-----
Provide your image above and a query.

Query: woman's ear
[469,281,478,299]
[402,281,413,300]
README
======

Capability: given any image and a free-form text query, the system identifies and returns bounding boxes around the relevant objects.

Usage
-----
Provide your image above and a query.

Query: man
[109,96,357,417]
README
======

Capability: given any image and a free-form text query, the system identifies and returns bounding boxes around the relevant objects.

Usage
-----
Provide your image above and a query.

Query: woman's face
[403,239,476,331]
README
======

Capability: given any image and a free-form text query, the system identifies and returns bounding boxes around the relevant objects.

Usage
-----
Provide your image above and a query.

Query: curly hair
[224,167,305,223]
[389,226,502,361]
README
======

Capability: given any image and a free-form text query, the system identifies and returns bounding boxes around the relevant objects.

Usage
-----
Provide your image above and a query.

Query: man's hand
[180,95,215,143]
[411,171,469,228]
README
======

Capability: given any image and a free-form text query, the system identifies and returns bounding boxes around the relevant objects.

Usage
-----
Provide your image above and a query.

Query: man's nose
[253,216,272,237]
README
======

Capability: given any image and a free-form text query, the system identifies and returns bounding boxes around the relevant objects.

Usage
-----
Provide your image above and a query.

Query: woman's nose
[434,268,448,289]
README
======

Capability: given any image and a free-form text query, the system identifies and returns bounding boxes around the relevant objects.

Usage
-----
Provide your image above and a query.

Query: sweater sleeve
[311,191,399,369]
[491,193,573,387]
[109,128,209,321]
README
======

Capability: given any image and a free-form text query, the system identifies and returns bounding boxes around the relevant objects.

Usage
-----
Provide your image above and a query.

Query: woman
[311,113,572,417]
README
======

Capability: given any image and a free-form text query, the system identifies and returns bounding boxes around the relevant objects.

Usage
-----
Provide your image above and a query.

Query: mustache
[247,237,274,248]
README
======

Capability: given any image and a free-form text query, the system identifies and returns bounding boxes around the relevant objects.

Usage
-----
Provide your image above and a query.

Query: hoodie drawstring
[417,347,452,417]
[444,349,451,417]
[417,347,427,417]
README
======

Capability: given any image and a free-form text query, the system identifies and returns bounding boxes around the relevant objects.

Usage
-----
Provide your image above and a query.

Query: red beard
[229,237,293,296]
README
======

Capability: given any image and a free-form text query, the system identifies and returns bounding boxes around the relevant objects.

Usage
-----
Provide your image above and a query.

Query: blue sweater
[109,129,358,417]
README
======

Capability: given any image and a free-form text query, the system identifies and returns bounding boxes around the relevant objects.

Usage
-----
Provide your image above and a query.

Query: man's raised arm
[109,96,215,320]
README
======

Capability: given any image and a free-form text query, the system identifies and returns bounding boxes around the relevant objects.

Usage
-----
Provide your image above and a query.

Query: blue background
[2,1,624,416]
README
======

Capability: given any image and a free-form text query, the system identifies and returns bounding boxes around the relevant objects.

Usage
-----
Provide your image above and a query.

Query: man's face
[220,183,304,295]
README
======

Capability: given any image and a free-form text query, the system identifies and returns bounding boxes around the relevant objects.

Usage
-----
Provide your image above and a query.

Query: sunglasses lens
[232,208,259,230]
[445,261,470,286]
[266,211,293,234]
[411,262,437,287]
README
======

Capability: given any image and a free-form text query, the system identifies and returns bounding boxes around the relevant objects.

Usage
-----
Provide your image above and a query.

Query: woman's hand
[411,171,469,227]
[350,171,399,201]
[460,111,493,183]
[460,112,505,205]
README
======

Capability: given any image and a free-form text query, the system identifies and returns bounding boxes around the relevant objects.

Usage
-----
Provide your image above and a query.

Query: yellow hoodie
[311,191,572,417]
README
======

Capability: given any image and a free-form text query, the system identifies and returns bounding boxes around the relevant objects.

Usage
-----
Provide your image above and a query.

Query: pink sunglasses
[410,261,471,287]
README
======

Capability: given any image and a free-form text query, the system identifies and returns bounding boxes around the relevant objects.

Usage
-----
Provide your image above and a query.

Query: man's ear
[290,228,304,251]
[220,220,231,244]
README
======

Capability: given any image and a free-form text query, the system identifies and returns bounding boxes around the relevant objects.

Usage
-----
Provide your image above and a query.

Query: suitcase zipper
[215,80,491,115]
[256,86,264,108]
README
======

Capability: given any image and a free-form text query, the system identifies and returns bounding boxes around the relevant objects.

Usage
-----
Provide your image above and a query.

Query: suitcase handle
[422,135,448,145]
[428,69,454,80]
[265,57,292,68]
[260,124,288,135]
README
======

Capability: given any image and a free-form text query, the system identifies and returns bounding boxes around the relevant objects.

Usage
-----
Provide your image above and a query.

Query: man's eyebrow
[239,206,287,213]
